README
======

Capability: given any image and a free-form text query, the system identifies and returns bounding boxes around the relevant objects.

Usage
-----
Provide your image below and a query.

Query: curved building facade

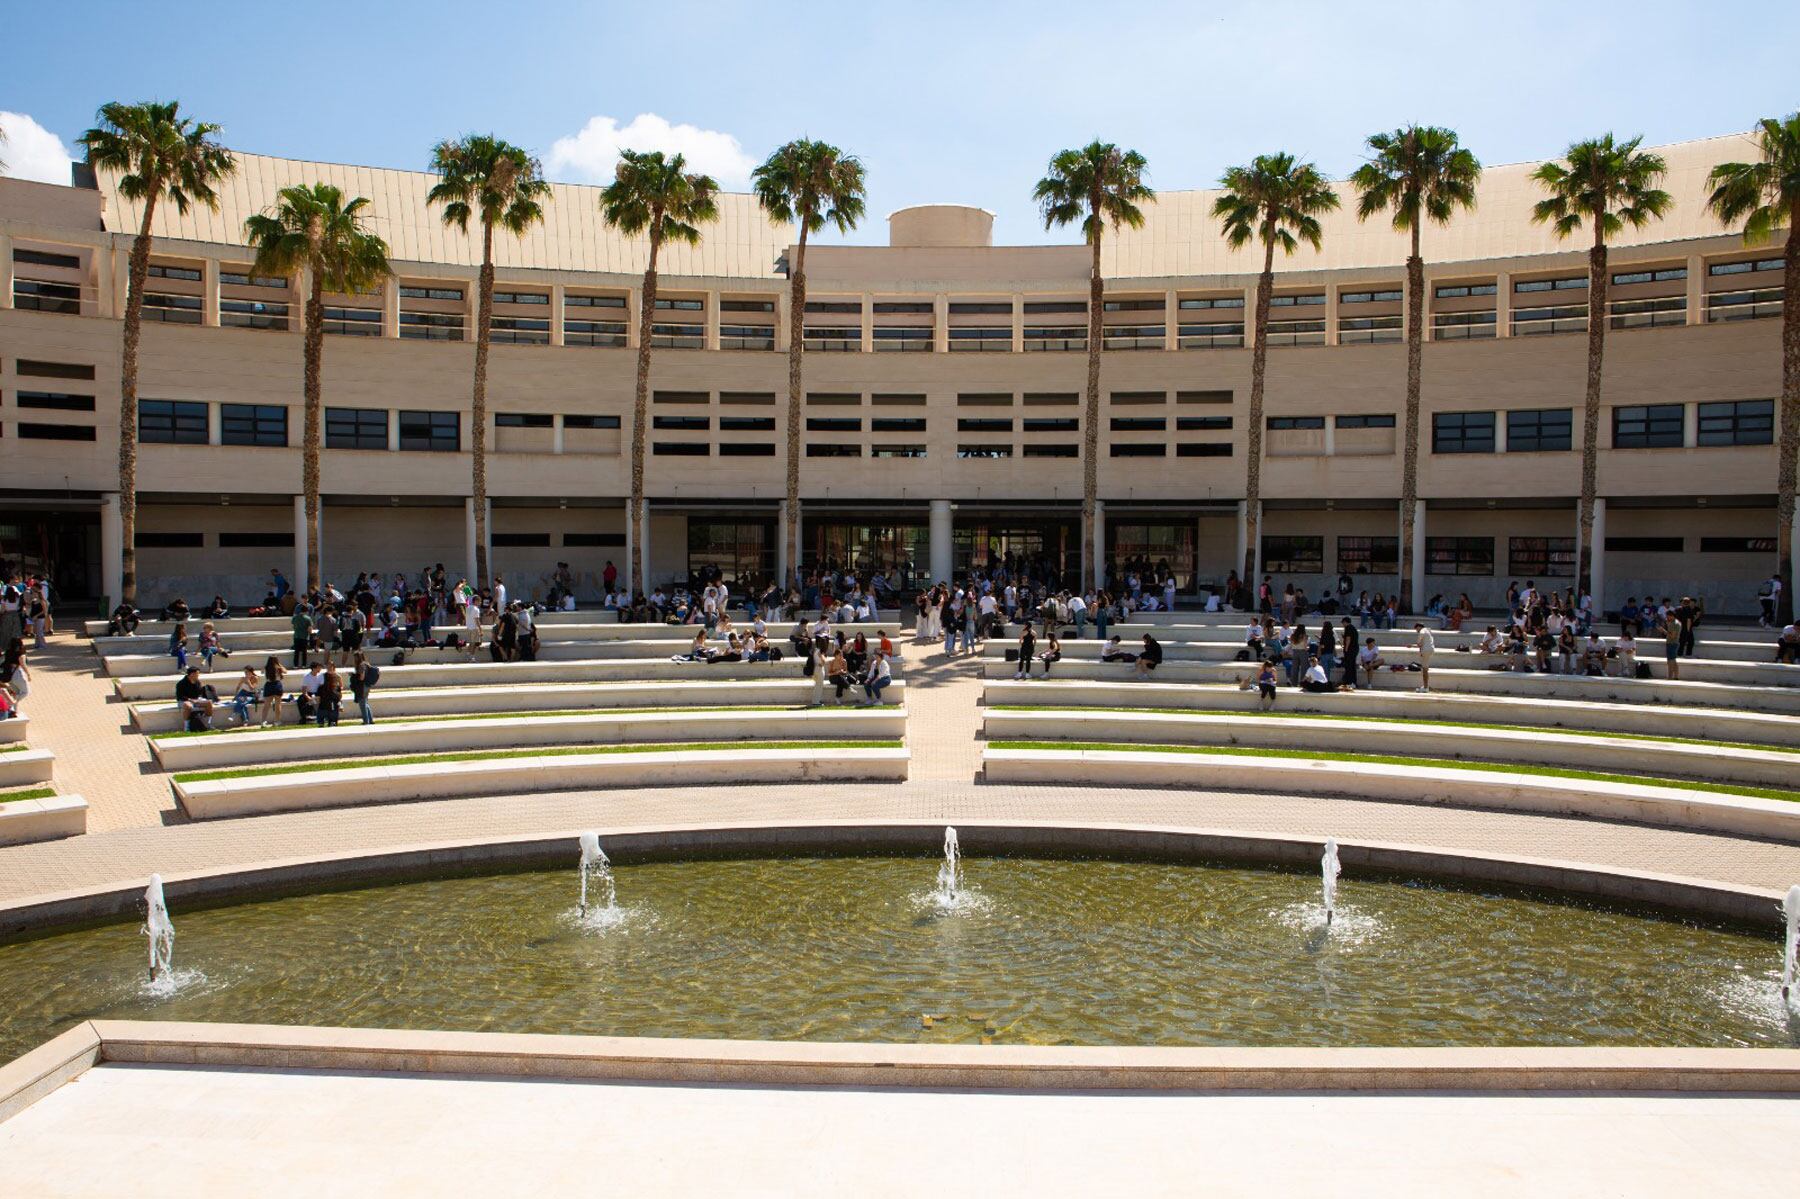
[0,132,1788,612]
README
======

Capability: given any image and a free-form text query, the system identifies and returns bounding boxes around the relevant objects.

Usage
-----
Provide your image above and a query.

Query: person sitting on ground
[847,632,869,678]
[229,664,259,725]
[170,627,190,671]
[204,594,231,620]
[1134,633,1163,679]
[1558,625,1578,674]
[1253,659,1279,709]
[297,661,325,723]
[198,621,230,669]
[108,601,140,637]
[1477,625,1504,655]
[686,629,714,662]
[175,665,215,732]
[1100,635,1134,663]
[1617,629,1638,678]
[709,633,744,664]
[1580,631,1608,676]
[1532,626,1555,674]
[1357,637,1385,688]
[1035,630,1062,678]
[161,597,191,624]
[877,629,894,659]
[1301,654,1335,694]
[1775,620,1800,666]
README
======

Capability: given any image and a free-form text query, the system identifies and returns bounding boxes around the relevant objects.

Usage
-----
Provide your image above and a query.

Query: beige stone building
[0,131,1789,612]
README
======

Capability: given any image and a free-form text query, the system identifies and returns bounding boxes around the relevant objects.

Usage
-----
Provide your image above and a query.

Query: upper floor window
[13,248,81,270]
[1515,276,1587,293]
[656,297,705,311]
[400,285,463,301]
[1432,411,1495,454]
[1708,257,1784,276]
[1267,416,1325,430]
[1612,404,1683,449]
[1426,536,1495,576]
[398,410,460,452]
[139,399,208,445]
[326,407,388,450]
[947,301,1009,315]
[1505,407,1572,453]
[1340,289,1401,304]
[492,290,548,305]
[221,403,288,447]
[146,263,201,281]
[1433,283,1497,299]
[1261,535,1324,574]
[1611,267,1686,286]
[1696,399,1774,447]
[1334,414,1394,429]
[1269,293,1325,306]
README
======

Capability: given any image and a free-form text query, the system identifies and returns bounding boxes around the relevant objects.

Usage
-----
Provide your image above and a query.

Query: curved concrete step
[0,750,55,788]
[0,793,86,846]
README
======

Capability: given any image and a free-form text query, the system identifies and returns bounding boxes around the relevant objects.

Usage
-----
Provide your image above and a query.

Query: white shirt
[493,582,507,611]
[1069,595,1086,615]
[1416,628,1436,654]
[1304,662,1328,685]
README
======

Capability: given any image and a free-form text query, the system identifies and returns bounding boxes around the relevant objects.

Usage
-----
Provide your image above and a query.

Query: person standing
[290,604,313,669]
[259,658,287,727]
[1413,622,1435,692]
[805,634,827,708]
[1014,621,1036,682]
[350,652,380,725]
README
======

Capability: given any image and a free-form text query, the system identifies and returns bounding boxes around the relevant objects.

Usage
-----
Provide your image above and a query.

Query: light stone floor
[3,1062,1796,1197]
[4,626,1800,905]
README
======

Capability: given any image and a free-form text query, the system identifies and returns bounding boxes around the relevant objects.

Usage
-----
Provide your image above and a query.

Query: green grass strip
[0,786,56,806]
[0,743,27,753]
[150,705,800,740]
[174,739,904,784]
[986,740,1800,804]
[987,705,1800,754]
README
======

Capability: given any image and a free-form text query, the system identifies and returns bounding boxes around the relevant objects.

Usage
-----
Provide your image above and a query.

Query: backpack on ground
[1635,662,1651,679]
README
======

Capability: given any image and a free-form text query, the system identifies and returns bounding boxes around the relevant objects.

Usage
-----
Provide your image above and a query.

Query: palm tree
[752,140,866,583]
[1351,127,1482,611]
[79,101,235,605]
[1214,154,1340,599]
[1531,135,1671,603]
[1706,112,1800,624]
[426,135,551,590]
[600,150,719,594]
[1034,142,1154,591]
[243,185,391,592]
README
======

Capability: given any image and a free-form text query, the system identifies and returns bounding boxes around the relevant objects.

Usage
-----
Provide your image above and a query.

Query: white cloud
[547,113,755,190]
[0,111,75,186]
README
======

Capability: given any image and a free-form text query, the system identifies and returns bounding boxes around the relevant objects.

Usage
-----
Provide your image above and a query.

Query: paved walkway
[3,624,1799,905]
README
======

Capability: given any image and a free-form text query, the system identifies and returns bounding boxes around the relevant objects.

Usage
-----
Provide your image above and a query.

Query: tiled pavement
[2,626,1798,904]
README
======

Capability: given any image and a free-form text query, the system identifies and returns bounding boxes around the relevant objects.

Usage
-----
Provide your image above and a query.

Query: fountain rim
[0,818,1784,943]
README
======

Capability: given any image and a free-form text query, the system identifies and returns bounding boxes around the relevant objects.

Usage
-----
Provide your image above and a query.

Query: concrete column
[464,498,479,585]
[100,493,123,608]
[1234,500,1248,590]
[1590,497,1607,612]
[111,247,129,319]
[1495,410,1509,454]
[1163,287,1178,350]
[1251,501,1264,581]
[1010,293,1023,353]
[207,402,222,446]
[387,411,400,453]
[1682,403,1698,448]
[1685,255,1704,325]
[549,284,566,346]
[626,287,641,349]
[638,502,652,590]
[292,495,311,589]
[705,288,721,351]
[775,290,791,353]
[928,499,953,585]
[1242,284,1258,347]
[0,233,14,309]
[776,499,791,584]
[1325,285,1341,347]
[1323,419,1336,458]
[552,414,565,455]
[933,293,949,354]
[859,293,873,353]
[202,258,220,327]
[1409,499,1427,614]
[1090,498,1106,592]
[1494,272,1511,338]
[382,280,399,339]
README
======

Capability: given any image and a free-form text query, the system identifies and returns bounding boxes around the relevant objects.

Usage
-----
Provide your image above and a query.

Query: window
[1102,298,1165,311]
[1024,393,1079,406]
[1505,407,1573,452]
[807,444,861,457]
[1696,399,1774,447]
[564,532,627,547]
[495,413,553,429]
[1269,293,1326,306]
[1340,289,1402,304]
[221,298,289,329]
[221,403,288,447]
[653,415,710,431]
[871,445,928,458]
[142,292,202,323]
[1023,418,1079,432]
[655,297,705,311]
[1176,443,1231,457]
[563,415,621,430]
[958,444,1013,458]
[1109,444,1166,457]
[492,291,548,305]
[873,327,933,348]
[719,442,776,457]
[398,410,459,451]
[1022,326,1085,350]
[218,532,295,549]
[13,280,82,313]
[15,360,93,380]
[1336,536,1398,575]
[721,392,776,405]
[1515,276,1587,292]
[1268,416,1325,431]
[139,400,208,445]
[13,248,81,269]
[1177,390,1232,405]
[491,316,549,343]
[326,407,388,450]
[1433,283,1497,299]
[1432,411,1495,453]
[1261,536,1324,573]
[1508,536,1576,577]
[948,301,1010,314]
[1110,391,1165,405]
[565,293,626,307]
[958,393,1013,406]
[1022,444,1078,458]
[871,417,926,432]
[1426,537,1495,576]
[219,270,287,288]
[1606,536,1683,553]
[146,263,202,281]
[400,285,463,301]
[804,301,860,314]
[1023,301,1086,314]
[1708,258,1784,276]
[721,299,775,313]
[1178,296,1245,309]
[720,416,776,431]
[1334,414,1394,429]
[16,391,94,411]
[959,418,1013,432]
[653,442,709,456]
[322,306,381,336]
[807,417,862,432]
[1700,537,1777,553]
[399,311,463,340]
[1110,417,1166,431]
[491,533,551,548]
[653,391,708,405]
[808,393,861,406]
[1612,404,1683,449]
[135,532,203,548]
[17,423,95,441]
[1611,267,1686,285]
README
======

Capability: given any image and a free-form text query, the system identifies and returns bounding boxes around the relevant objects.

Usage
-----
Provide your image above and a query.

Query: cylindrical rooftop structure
[887,204,995,248]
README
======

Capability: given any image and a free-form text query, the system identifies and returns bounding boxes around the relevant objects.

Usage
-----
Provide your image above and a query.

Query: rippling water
[1,855,1793,1064]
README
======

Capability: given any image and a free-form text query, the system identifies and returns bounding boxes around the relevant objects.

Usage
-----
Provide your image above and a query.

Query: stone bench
[173,746,911,820]
[977,659,1800,713]
[0,717,27,745]
[981,747,1800,841]
[113,656,880,702]
[980,709,1795,790]
[0,793,86,846]
[978,679,1800,746]
[128,678,909,733]
[0,750,55,789]
[149,706,906,771]
[1089,624,1778,663]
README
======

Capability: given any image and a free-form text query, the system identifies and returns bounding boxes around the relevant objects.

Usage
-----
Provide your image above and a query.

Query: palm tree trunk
[301,270,325,593]
[630,235,661,595]
[471,222,495,590]
[1083,230,1103,592]
[1242,236,1275,600]
[784,230,809,586]
[1576,225,1609,606]
[117,191,160,606]
[1399,227,1424,613]
[1776,198,1800,624]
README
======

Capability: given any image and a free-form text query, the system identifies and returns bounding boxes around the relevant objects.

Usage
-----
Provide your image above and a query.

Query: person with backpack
[804,633,827,708]
[350,652,380,725]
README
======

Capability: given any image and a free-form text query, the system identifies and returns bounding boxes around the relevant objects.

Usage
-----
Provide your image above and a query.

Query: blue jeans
[944,626,959,654]
[1095,611,1110,640]
[866,678,888,704]
[356,698,373,725]
[1074,612,1087,638]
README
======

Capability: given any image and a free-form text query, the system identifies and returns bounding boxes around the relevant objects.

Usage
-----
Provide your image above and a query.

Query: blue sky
[3,1,1795,245]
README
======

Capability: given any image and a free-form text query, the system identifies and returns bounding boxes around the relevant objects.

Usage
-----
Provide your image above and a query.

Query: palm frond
[752,139,866,236]
[1033,140,1155,242]
[78,100,235,217]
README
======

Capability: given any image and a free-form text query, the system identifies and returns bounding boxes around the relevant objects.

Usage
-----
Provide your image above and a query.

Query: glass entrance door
[0,510,102,603]
[1107,522,1198,593]
[685,519,775,592]
[952,517,1078,587]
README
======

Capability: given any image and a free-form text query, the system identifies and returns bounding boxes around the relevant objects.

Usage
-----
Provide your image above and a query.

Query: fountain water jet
[1322,840,1341,926]
[142,874,175,981]
[1782,886,1800,1004]
[933,827,963,907]
[577,832,616,917]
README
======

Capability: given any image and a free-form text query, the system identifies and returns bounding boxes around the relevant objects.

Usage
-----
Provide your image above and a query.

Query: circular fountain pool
[0,854,1792,1064]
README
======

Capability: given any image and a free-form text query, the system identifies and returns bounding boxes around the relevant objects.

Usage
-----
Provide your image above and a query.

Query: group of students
[174,653,381,732]
[2,575,55,649]
[801,629,894,705]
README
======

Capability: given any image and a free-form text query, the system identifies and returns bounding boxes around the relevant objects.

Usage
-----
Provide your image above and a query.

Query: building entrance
[953,516,1079,587]
[0,508,101,605]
